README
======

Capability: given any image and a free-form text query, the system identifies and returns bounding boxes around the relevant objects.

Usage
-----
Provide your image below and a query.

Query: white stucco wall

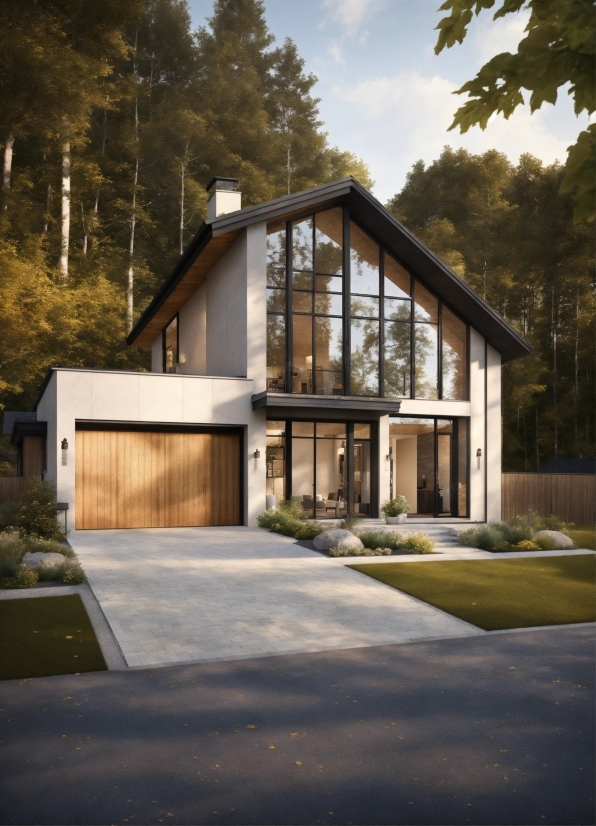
[151,334,162,373]
[486,344,502,521]
[469,328,487,522]
[179,283,206,374]
[37,368,267,529]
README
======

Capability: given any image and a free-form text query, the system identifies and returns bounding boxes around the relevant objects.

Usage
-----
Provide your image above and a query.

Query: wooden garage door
[75,429,242,529]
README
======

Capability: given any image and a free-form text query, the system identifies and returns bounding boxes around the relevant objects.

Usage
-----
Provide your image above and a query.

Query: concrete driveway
[68,527,483,668]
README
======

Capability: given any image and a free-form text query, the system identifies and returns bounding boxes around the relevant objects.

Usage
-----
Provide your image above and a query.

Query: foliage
[381,496,411,516]
[0,499,20,533]
[0,531,83,587]
[0,564,39,590]
[508,511,572,534]
[16,480,63,541]
[329,545,392,557]
[457,518,569,551]
[387,148,595,469]
[435,0,596,222]
[256,501,324,540]
[36,560,87,584]
[338,517,360,532]
[357,530,402,551]
[0,532,22,577]
[400,532,436,554]
[515,539,540,551]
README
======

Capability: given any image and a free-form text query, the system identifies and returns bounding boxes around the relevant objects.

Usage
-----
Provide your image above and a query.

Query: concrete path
[68,527,483,668]
[1,626,593,826]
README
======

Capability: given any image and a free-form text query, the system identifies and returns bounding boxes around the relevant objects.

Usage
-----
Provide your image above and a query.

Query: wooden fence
[0,476,28,502]
[502,473,595,525]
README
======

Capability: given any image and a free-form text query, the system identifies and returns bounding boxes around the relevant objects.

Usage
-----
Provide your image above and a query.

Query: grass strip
[568,525,596,551]
[349,555,596,631]
[0,594,107,680]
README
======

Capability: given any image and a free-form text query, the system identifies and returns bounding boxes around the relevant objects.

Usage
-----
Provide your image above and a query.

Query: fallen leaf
[247,725,256,729]
[295,761,302,766]
[268,745,275,750]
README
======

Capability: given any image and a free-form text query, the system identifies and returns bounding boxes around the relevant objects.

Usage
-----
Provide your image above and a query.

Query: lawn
[349,554,596,631]
[0,595,107,680]
[568,524,596,550]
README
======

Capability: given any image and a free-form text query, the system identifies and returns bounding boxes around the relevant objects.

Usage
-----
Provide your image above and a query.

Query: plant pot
[385,514,407,524]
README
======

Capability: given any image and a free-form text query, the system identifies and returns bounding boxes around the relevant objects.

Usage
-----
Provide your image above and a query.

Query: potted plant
[381,496,411,524]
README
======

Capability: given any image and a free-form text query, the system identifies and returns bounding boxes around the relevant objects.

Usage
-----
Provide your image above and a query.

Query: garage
[75,425,242,530]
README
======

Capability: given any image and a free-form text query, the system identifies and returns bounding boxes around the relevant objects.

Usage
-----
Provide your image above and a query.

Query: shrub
[498,522,533,546]
[509,511,573,535]
[381,496,411,516]
[338,517,359,532]
[0,499,20,533]
[459,526,505,551]
[0,564,39,589]
[21,536,75,558]
[16,480,63,540]
[515,539,540,551]
[534,534,557,550]
[357,529,402,550]
[36,560,87,584]
[329,545,392,557]
[400,532,435,554]
[257,501,324,541]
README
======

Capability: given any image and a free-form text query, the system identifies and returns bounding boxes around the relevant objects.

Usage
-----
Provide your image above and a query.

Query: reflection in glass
[315,275,342,293]
[384,298,411,321]
[384,321,411,397]
[414,280,439,322]
[316,422,346,438]
[292,315,313,394]
[350,222,379,296]
[315,208,343,274]
[351,318,379,395]
[267,315,285,391]
[267,229,286,286]
[458,418,469,516]
[164,316,178,373]
[316,316,343,395]
[293,271,312,290]
[351,296,379,318]
[384,254,411,298]
[266,288,285,313]
[292,218,313,271]
[415,323,438,399]
[315,292,342,316]
[293,291,312,313]
[437,419,453,515]
[292,435,314,517]
[442,306,467,400]
[353,439,371,515]
[353,423,371,439]
[293,421,314,437]
[266,421,285,501]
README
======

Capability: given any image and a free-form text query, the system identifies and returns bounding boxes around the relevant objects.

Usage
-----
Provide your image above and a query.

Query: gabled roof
[127,176,531,363]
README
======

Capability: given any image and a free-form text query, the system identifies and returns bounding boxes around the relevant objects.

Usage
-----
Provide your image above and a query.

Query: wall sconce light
[253,449,261,459]
[61,438,69,466]
[56,502,69,535]
[476,448,482,458]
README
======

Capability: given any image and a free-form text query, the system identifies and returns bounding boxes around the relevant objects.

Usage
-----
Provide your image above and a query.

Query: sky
[186,0,589,203]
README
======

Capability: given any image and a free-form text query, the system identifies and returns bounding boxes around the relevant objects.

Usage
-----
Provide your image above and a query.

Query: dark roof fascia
[11,420,47,446]
[126,223,213,346]
[33,366,58,412]
[253,391,402,417]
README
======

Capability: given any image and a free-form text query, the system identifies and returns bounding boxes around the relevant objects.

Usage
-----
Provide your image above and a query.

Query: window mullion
[410,275,415,398]
[379,249,384,397]
[286,221,292,393]
[343,206,350,396]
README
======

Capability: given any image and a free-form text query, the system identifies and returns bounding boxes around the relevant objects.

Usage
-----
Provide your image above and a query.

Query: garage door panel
[76,429,242,530]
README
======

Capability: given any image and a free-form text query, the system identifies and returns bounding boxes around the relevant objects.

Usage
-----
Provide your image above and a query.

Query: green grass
[349,555,596,631]
[0,595,107,680]
[568,525,596,551]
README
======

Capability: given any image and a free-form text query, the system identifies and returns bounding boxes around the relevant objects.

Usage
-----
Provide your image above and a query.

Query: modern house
[29,176,530,530]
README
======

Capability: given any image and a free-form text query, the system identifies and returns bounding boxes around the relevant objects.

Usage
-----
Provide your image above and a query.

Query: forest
[0,0,594,472]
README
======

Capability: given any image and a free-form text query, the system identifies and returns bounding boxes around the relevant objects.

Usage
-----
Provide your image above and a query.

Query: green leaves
[560,125,596,224]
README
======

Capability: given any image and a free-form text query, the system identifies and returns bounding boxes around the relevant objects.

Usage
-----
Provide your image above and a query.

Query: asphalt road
[0,626,593,826]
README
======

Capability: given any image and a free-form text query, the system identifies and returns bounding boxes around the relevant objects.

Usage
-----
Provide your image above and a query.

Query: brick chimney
[206,176,241,221]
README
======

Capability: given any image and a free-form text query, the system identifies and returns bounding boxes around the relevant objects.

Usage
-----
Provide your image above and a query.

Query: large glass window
[265,210,468,401]
[266,421,286,502]
[163,315,178,373]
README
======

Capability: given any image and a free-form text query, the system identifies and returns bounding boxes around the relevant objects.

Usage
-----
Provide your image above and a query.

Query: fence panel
[502,473,596,525]
[0,476,28,502]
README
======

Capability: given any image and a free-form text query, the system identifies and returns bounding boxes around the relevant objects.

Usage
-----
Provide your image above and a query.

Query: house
[539,458,595,475]
[32,176,530,530]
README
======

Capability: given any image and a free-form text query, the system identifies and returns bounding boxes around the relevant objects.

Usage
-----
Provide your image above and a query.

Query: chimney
[206,176,241,221]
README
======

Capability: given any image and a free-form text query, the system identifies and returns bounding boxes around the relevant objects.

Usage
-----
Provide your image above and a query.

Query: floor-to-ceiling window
[389,416,469,517]
[266,209,469,401]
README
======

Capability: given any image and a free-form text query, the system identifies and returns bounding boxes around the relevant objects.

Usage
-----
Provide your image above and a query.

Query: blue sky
[187,0,588,203]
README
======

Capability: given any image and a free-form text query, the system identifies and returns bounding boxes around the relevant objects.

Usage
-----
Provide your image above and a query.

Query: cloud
[469,8,531,63]
[328,39,344,65]
[331,70,586,201]
[321,0,388,37]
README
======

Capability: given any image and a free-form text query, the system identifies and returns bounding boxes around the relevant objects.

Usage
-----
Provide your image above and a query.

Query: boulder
[21,552,66,569]
[534,530,574,550]
[313,529,363,553]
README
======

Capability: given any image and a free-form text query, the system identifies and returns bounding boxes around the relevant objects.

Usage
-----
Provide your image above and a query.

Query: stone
[21,552,67,569]
[534,530,574,549]
[313,529,364,553]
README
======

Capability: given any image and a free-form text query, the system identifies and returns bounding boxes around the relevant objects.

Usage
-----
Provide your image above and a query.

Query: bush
[0,531,82,588]
[400,532,435,554]
[534,534,557,550]
[459,526,505,551]
[515,539,540,551]
[338,517,360,532]
[459,517,571,552]
[16,480,63,540]
[357,529,402,551]
[329,545,392,557]
[509,511,573,535]
[257,500,324,541]
[36,560,86,584]
[0,564,39,590]
[0,499,20,533]
[21,536,75,558]
[381,496,411,516]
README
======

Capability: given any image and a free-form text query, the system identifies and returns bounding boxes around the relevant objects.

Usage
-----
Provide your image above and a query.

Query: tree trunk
[81,203,87,254]
[44,184,52,233]
[59,141,71,277]
[2,131,14,210]
[551,288,558,458]
[179,140,189,255]
[127,157,138,333]
[287,144,291,195]
[101,97,109,156]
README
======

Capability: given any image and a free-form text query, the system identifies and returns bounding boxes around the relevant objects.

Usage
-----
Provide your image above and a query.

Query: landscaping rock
[534,530,573,550]
[21,552,66,569]
[313,529,364,553]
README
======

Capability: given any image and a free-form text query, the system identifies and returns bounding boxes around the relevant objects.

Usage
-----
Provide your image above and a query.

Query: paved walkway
[68,527,484,668]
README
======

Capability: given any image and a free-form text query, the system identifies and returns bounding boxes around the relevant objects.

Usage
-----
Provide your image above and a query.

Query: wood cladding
[75,429,242,529]
[0,476,28,502]
[22,436,44,478]
[502,473,595,525]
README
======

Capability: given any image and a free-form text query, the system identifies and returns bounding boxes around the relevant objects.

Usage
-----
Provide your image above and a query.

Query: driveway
[68,527,482,668]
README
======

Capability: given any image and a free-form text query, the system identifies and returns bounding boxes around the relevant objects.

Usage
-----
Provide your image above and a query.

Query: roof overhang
[128,177,531,363]
[11,420,46,446]
[253,392,401,420]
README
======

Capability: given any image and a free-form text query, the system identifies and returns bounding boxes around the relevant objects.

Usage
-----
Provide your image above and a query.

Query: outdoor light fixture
[476,448,482,458]
[254,449,261,459]
[61,438,69,466]
[56,502,69,536]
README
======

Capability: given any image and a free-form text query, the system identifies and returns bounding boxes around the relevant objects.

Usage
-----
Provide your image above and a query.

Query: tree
[434,0,596,223]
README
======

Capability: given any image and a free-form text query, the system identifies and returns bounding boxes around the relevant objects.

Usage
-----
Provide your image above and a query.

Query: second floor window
[266,208,468,401]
